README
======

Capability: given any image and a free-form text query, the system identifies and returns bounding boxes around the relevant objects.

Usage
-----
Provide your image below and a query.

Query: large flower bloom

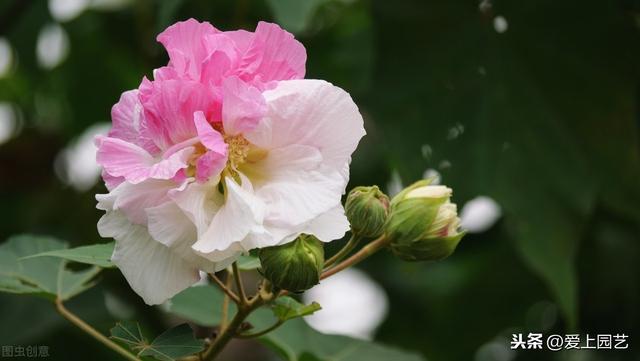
[95,19,365,304]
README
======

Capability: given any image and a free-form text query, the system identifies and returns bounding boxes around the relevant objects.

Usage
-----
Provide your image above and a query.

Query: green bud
[386,180,465,262]
[345,186,390,238]
[259,234,324,292]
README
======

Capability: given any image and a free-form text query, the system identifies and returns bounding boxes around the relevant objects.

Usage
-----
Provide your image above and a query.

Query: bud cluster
[258,179,465,292]
[386,180,465,261]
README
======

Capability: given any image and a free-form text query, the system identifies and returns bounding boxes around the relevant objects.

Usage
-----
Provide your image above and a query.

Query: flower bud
[258,234,324,292]
[386,180,465,261]
[345,186,390,238]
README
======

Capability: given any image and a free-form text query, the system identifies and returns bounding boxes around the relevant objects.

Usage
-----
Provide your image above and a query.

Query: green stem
[232,262,248,304]
[220,271,233,329]
[208,273,240,304]
[321,236,389,280]
[55,298,140,361]
[202,284,273,361]
[324,234,362,268]
[236,320,284,339]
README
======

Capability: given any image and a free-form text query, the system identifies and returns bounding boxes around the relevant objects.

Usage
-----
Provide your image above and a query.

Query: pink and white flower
[95,19,365,305]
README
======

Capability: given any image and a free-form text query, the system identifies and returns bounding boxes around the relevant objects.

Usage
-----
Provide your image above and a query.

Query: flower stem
[232,262,248,304]
[208,273,240,304]
[324,234,362,268]
[220,271,233,329]
[55,298,140,361]
[321,236,389,280]
[202,282,273,361]
[236,320,284,339]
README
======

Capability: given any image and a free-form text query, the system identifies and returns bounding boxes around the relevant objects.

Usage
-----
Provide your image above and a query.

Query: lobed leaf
[0,235,102,301]
[21,242,115,268]
[110,322,204,361]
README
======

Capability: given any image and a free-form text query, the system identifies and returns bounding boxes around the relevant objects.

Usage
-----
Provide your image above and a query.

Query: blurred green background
[0,0,639,360]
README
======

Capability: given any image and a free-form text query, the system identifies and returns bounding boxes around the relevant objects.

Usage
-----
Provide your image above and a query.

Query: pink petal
[193,111,227,182]
[96,135,194,184]
[156,18,219,80]
[109,90,160,155]
[102,169,124,191]
[221,76,267,135]
[200,33,239,86]
[236,21,306,86]
[196,150,227,183]
[139,78,218,149]
[194,111,227,152]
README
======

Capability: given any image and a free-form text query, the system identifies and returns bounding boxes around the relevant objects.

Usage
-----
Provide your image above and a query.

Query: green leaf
[256,314,424,361]
[168,286,419,361]
[110,322,204,361]
[272,296,321,321]
[140,324,205,361]
[110,321,149,352]
[21,242,115,268]
[167,285,235,327]
[237,254,261,271]
[0,235,102,301]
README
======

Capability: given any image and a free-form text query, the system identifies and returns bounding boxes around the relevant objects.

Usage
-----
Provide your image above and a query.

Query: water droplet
[447,123,465,140]
[37,23,70,69]
[438,159,452,169]
[493,15,508,33]
[421,144,432,159]
[478,0,492,14]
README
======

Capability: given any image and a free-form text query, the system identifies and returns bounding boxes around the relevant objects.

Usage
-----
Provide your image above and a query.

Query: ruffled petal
[96,136,194,184]
[139,78,217,149]
[109,90,160,155]
[236,22,306,85]
[98,211,199,305]
[245,143,343,230]
[221,76,267,135]
[96,178,177,224]
[146,201,226,273]
[169,180,223,235]
[245,79,365,182]
[157,18,219,80]
[192,176,270,257]
[200,33,240,85]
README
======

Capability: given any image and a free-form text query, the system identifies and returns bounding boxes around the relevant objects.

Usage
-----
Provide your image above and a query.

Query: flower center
[225,134,250,168]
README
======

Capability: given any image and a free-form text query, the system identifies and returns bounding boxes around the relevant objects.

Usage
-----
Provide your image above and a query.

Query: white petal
[169,179,223,236]
[98,211,198,305]
[264,206,349,246]
[245,79,365,180]
[192,176,269,256]
[146,201,226,273]
[302,206,350,242]
[96,179,178,224]
[255,164,345,229]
